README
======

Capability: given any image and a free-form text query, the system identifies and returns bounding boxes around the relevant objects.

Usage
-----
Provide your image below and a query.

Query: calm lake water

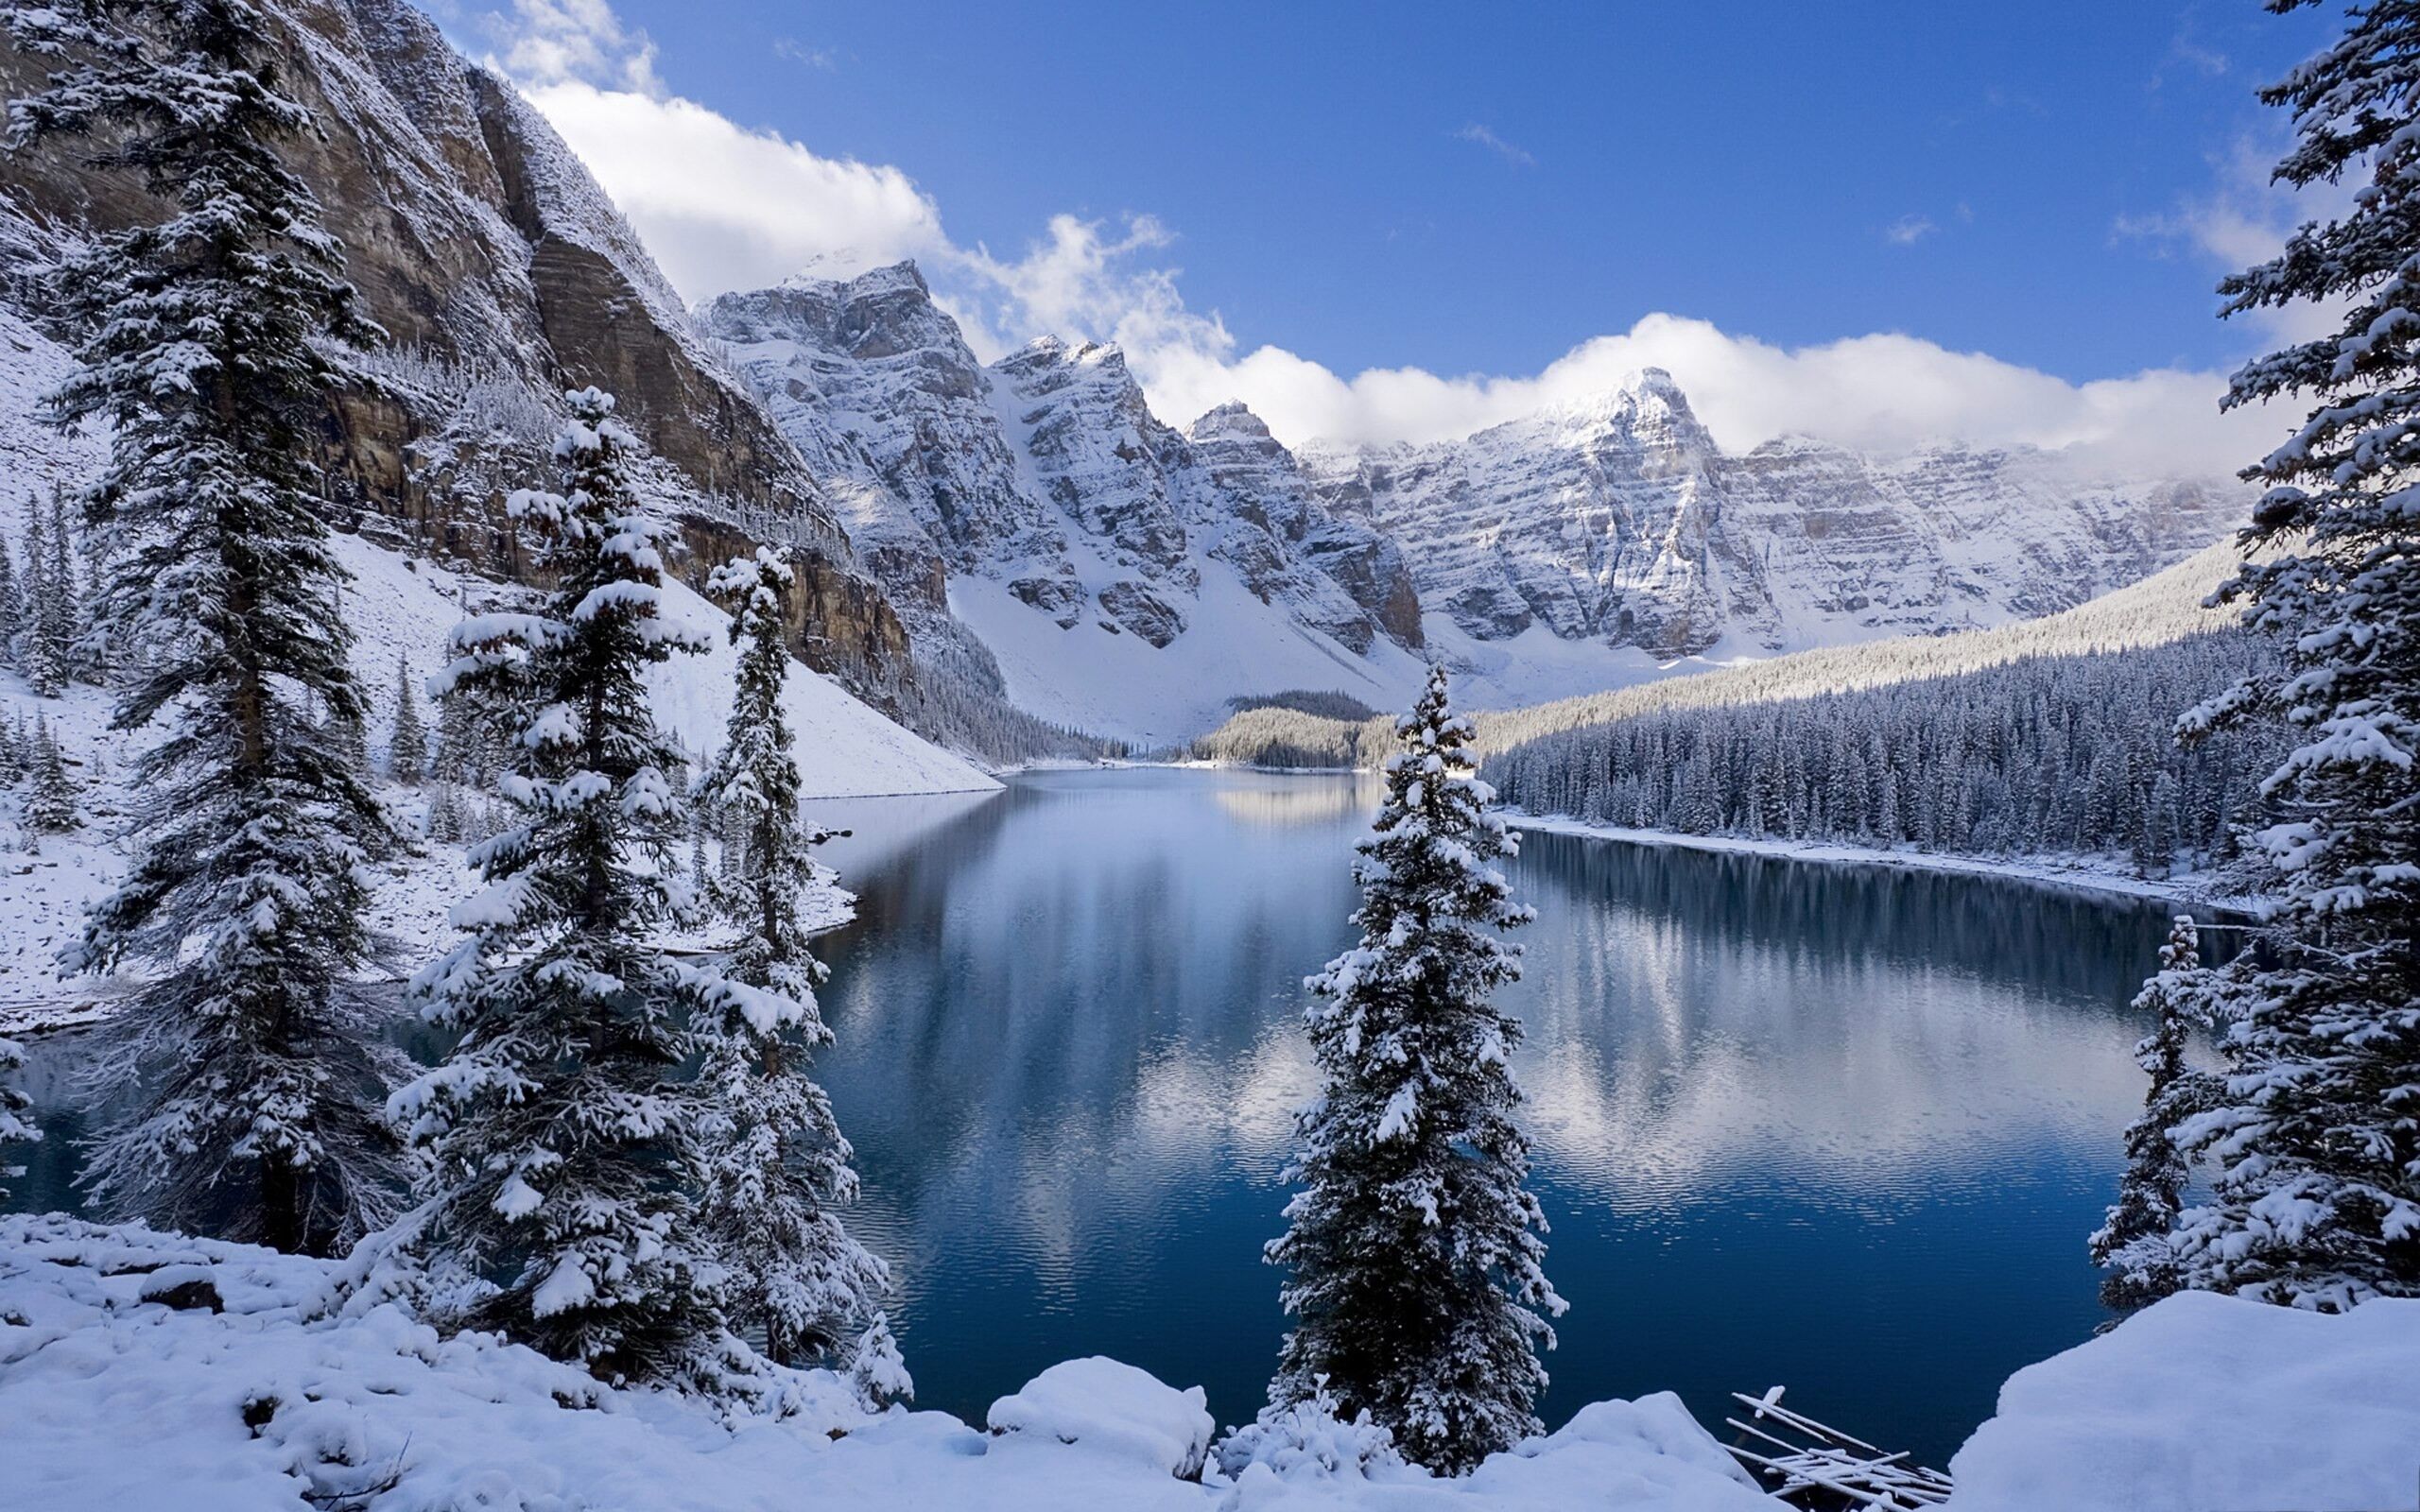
[9,766,2196,1469]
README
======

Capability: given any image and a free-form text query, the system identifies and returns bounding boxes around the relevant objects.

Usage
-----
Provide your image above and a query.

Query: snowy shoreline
[1498,810,2257,912]
[1120,761,2253,911]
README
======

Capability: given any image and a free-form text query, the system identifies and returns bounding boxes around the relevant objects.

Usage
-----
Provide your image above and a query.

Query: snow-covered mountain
[706,263,2243,739]
[700,266,1428,743]
[1299,370,2241,665]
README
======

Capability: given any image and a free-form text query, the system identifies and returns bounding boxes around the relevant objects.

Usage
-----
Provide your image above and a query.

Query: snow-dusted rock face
[1300,370,2243,658]
[699,266,1063,599]
[0,0,922,697]
[698,266,1427,736]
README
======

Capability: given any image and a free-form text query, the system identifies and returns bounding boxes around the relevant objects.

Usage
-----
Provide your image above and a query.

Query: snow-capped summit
[699,266,1429,740]
[1300,371,2242,661]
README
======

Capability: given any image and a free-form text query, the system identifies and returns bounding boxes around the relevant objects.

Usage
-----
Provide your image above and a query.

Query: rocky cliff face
[0,0,911,696]
[699,266,1425,673]
[1299,369,2242,658]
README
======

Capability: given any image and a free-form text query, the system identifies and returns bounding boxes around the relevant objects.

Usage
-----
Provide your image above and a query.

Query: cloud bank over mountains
[473,0,2290,475]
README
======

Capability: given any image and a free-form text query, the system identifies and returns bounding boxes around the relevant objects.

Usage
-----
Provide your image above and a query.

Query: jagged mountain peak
[1186,400,1275,442]
[775,249,925,288]
[1526,368,1716,453]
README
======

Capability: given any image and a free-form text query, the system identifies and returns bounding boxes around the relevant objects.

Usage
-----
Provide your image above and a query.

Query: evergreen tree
[1267,665,1563,1475]
[389,653,425,785]
[848,1313,913,1411]
[2091,917,2216,1312]
[692,547,887,1364]
[0,535,20,669]
[17,510,60,696]
[0,1031,35,1201]
[43,487,84,684]
[2166,0,2420,1309]
[25,715,79,834]
[393,390,741,1387]
[9,0,403,1253]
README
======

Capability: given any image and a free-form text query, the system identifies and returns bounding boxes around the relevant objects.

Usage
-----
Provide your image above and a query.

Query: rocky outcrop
[0,0,908,696]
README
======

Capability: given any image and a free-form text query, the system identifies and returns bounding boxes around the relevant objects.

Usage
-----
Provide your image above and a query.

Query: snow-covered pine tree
[0,536,20,669]
[1267,664,1564,1475]
[9,0,403,1253]
[16,510,61,696]
[849,1312,913,1410]
[26,715,79,833]
[691,547,888,1365]
[2091,916,2217,1312]
[2164,0,2420,1309]
[393,388,740,1387]
[388,654,425,785]
[0,1031,35,1200]
[0,713,20,785]
[43,488,86,685]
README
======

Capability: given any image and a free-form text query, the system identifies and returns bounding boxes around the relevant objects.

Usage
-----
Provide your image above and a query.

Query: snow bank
[0,1214,1778,1510]
[987,1356,1217,1478]
[1945,1289,2420,1512]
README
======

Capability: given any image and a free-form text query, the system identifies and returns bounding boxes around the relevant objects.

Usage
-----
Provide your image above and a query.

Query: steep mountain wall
[0,0,912,696]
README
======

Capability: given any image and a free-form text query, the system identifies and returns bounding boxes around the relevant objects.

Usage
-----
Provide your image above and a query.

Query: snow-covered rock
[987,1356,1217,1479]
[1944,1289,2420,1512]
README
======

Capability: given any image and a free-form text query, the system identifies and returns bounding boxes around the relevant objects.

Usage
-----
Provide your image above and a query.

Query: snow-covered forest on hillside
[1482,633,2280,877]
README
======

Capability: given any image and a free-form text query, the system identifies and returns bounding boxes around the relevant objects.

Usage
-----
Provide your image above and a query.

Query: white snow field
[3,1213,2413,1511]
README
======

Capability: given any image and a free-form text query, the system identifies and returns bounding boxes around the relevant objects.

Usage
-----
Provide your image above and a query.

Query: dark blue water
[9,766,2193,1469]
[795,768,2181,1468]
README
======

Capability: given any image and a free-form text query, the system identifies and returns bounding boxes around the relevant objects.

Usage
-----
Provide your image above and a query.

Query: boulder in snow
[986,1356,1215,1479]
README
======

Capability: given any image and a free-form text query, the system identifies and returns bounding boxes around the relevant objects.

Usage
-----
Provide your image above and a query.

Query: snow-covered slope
[699,266,1429,744]
[1299,370,2243,664]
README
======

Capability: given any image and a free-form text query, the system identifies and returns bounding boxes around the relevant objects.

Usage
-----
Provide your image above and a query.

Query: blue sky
[453,0,2343,469]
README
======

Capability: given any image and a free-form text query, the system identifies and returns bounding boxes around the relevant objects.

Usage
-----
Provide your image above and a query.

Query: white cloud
[1884,214,1937,246]
[484,0,661,94]
[477,1,2275,479]
[774,38,838,71]
[520,80,951,298]
[1453,123,1536,169]
[2113,135,2359,346]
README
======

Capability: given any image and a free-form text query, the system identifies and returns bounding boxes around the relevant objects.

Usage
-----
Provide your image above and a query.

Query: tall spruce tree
[1267,664,1563,1475]
[0,535,20,670]
[17,510,60,696]
[393,389,741,1387]
[2164,0,2420,1309]
[692,547,888,1364]
[26,715,79,834]
[2091,916,2218,1312]
[9,0,402,1252]
[389,653,425,784]
[43,487,84,684]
